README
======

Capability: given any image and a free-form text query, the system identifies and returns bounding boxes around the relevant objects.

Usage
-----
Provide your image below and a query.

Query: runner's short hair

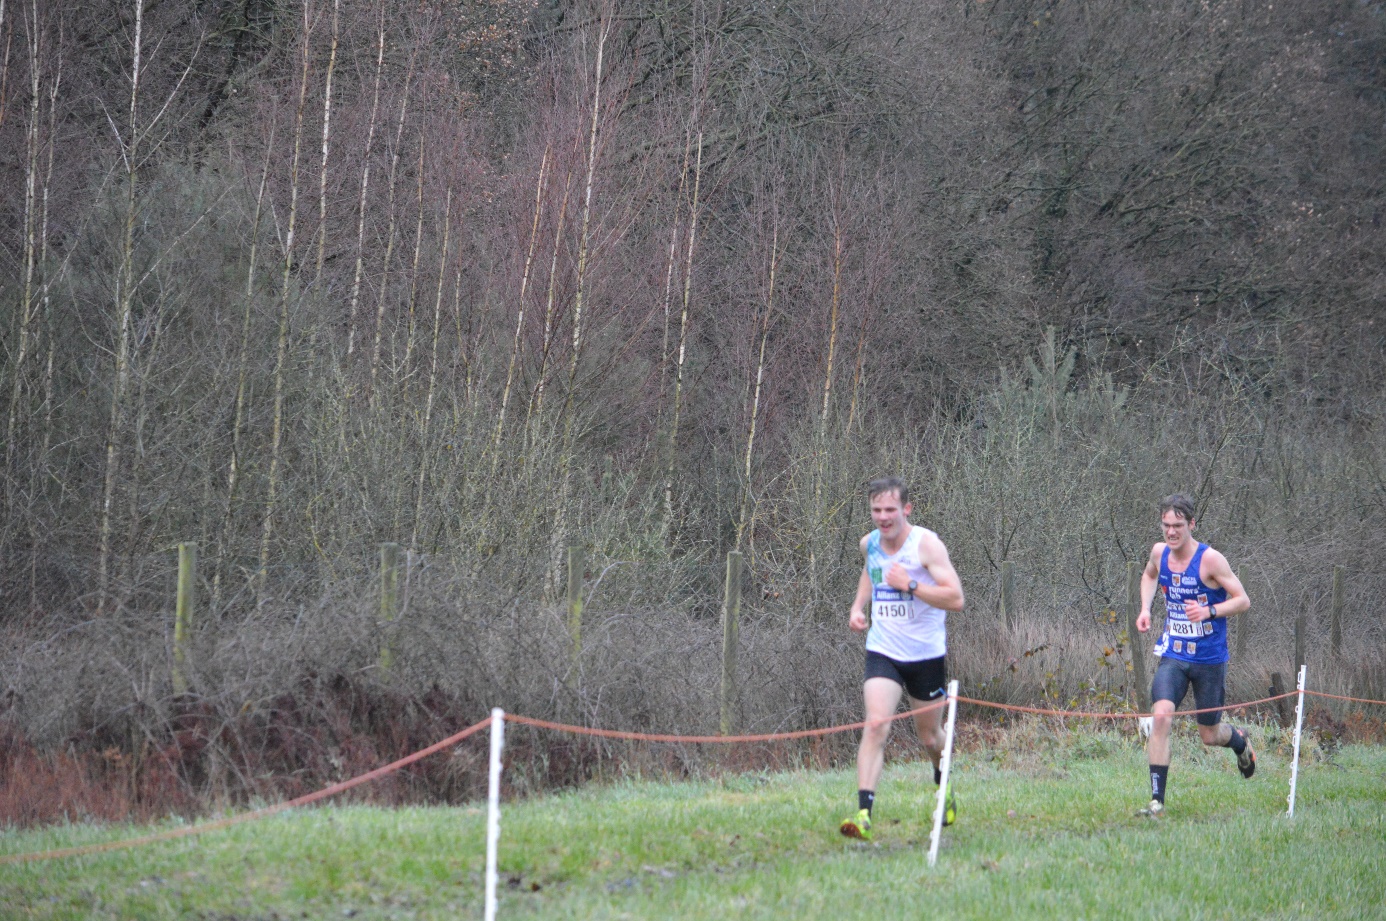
[868,477,909,505]
[1159,493,1196,522]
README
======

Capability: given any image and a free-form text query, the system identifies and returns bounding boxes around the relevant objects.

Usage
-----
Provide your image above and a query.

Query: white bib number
[1166,618,1202,638]
[872,588,911,621]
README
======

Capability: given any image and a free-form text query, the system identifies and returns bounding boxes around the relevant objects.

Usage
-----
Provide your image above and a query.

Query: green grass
[2,728,1384,920]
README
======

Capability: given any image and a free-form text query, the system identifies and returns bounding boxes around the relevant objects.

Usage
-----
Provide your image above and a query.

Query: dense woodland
[1,0,1384,816]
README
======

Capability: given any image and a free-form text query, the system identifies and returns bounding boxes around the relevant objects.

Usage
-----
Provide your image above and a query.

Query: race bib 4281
[1166,618,1202,638]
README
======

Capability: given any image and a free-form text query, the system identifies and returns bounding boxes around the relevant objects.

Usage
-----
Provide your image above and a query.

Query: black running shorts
[1150,657,1227,726]
[864,650,947,702]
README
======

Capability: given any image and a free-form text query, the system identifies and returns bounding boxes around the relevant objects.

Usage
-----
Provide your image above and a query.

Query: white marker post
[1287,666,1307,817]
[927,679,959,867]
[485,708,506,921]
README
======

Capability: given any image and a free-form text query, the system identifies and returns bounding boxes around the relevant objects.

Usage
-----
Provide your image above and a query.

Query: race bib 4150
[871,586,911,620]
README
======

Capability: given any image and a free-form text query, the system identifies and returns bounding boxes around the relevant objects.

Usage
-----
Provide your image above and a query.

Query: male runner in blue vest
[1135,493,1256,817]
[839,477,966,841]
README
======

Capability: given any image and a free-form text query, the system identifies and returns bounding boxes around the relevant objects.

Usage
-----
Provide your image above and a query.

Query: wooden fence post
[173,542,196,695]
[1330,565,1344,658]
[1000,560,1015,631]
[378,542,402,673]
[567,544,584,672]
[1269,672,1290,727]
[720,551,743,736]
[1126,560,1148,711]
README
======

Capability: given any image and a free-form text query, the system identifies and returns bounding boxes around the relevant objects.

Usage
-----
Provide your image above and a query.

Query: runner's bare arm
[849,535,872,632]
[1136,544,1161,633]
[913,531,965,612]
[1184,548,1250,621]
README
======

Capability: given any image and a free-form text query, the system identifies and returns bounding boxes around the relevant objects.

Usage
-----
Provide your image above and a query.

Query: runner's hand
[885,563,911,592]
[849,609,869,632]
[1183,599,1211,622]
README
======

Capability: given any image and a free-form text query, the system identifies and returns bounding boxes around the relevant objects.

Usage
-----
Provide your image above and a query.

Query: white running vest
[864,525,948,661]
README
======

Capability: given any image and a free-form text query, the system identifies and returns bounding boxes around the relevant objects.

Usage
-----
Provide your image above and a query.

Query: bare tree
[5,0,45,505]
[410,188,450,550]
[212,135,274,613]
[95,0,148,614]
[367,52,416,403]
[343,3,385,360]
[662,130,701,534]
[258,0,315,591]
[489,145,549,478]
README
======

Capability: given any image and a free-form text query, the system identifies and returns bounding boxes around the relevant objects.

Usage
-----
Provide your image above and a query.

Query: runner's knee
[862,717,892,746]
[1197,724,1224,746]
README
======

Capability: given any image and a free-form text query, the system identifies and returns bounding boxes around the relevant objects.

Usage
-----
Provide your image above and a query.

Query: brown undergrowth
[0,674,862,830]
[0,676,493,828]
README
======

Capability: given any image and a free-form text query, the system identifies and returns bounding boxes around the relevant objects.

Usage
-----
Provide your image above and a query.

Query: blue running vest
[1153,542,1229,664]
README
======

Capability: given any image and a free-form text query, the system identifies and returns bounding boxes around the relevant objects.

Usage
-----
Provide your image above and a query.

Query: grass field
[2,723,1383,920]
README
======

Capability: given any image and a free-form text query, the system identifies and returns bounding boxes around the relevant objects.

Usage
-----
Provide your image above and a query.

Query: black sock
[1150,765,1169,804]
[1229,728,1247,755]
[858,789,875,814]
[934,765,942,786]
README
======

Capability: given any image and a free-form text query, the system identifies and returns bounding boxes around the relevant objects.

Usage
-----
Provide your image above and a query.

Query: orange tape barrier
[952,691,1302,720]
[1303,690,1386,706]
[0,717,492,866]
[507,699,946,743]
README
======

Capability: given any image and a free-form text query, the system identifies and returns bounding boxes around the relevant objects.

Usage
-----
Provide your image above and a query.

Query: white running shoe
[1138,799,1165,818]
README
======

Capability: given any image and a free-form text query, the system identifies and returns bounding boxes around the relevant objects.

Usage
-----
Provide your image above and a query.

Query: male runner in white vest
[839,477,965,841]
[1135,493,1256,817]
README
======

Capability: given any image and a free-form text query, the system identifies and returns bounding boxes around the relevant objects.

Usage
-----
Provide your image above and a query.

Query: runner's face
[871,490,910,536]
[1161,510,1193,549]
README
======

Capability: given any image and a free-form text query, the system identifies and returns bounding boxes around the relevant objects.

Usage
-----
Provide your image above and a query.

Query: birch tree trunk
[97,0,146,614]
[32,28,60,612]
[808,211,844,588]
[663,132,702,534]
[411,189,451,550]
[212,141,273,612]
[527,162,574,429]
[5,0,44,512]
[560,23,607,463]
[489,147,549,479]
[400,145,426,380]
[258,0,313,594]
[368,56,416,404]
[736,224,779,551]
[313,0,339,285]
[553,18,609,588]
[344,6,385,360]
[657,134,692,434]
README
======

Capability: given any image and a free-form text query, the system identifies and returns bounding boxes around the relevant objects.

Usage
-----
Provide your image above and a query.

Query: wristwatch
[1208,604,1218,620]
[907,579,918,596]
